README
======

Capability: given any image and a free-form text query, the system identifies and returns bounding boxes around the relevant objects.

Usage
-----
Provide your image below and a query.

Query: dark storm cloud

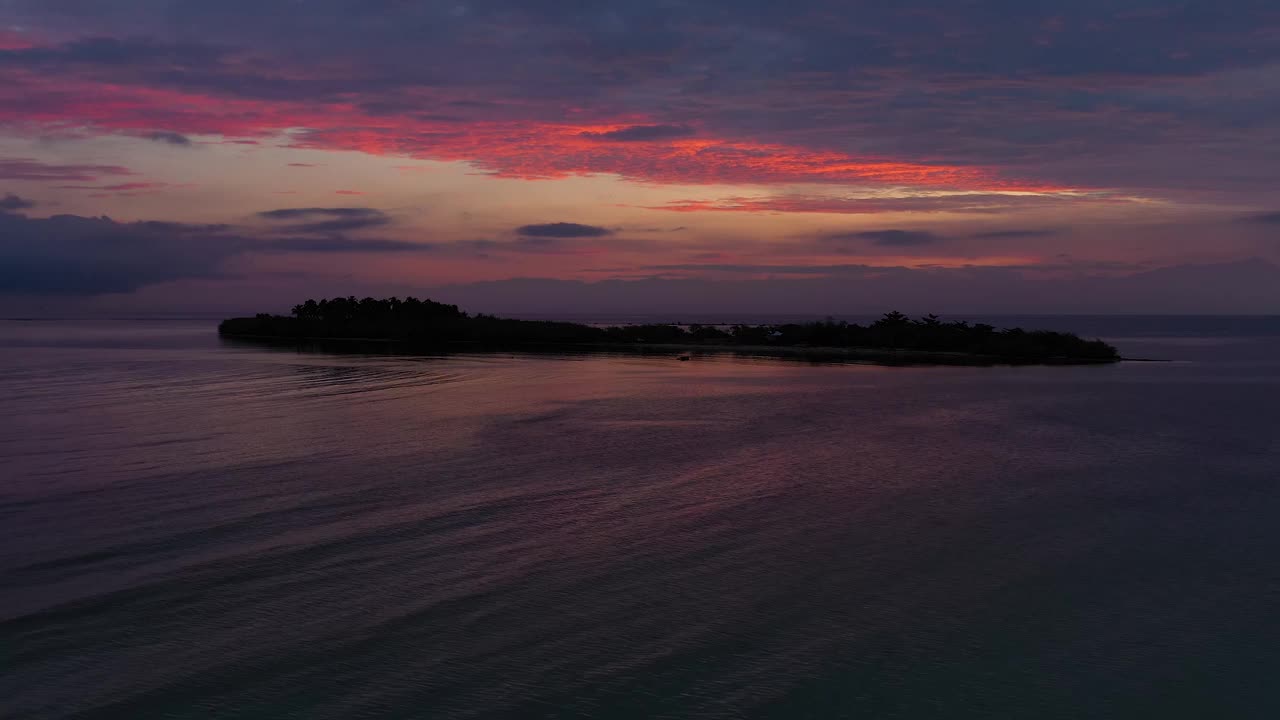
[516,222,613,238]
[0,194,35,211]
[579,125,696,142]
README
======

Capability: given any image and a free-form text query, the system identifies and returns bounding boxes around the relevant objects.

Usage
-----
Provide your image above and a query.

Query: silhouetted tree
[221,299,1119,362]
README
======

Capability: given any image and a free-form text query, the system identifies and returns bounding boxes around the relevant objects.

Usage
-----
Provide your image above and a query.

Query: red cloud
[290,123,1032,189]
[0,69,1076,193]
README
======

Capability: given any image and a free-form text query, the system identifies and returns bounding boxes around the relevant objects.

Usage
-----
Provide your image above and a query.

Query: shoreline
[218,333,1123,366]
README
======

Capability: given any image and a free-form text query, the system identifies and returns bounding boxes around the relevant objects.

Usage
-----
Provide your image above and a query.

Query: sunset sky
[2,0,1280,315]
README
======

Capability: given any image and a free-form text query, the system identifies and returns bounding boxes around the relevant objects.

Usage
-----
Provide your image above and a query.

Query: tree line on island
[218,296,1120,363]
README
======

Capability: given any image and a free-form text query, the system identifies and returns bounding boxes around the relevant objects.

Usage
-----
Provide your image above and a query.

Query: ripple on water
[4,322,1280,718]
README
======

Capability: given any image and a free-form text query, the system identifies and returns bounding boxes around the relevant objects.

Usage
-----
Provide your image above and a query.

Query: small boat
[677,354,692,361]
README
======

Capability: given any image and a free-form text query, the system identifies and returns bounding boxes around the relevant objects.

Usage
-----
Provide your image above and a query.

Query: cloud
[2,4,1280,195]
[0,205,427,295]
[258,206,391,234]
[838,230,943,247]
[0,64,1060,191]
[0,35,224,68]
[969,229,1060,239]
[579,124,696,142]
[0,193,34,211]
[454,232,659,257]
[640,263,874,276]
[262,237,433,253]
[0,211,240,295]
[1241,211,1280,224]
[633,259,1146,276]
[642,194,1092,215]
[516,222,613,238]
[258,207,383,220]
[0,158,135,182]
[143,131,193,146]
[290,123,1019,188]
[54,182,167,192]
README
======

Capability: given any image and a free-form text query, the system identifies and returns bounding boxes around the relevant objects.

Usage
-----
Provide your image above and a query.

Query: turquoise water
[3,318,1280,718]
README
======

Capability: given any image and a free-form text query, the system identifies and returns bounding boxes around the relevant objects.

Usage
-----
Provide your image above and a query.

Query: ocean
[3,316,1279,718]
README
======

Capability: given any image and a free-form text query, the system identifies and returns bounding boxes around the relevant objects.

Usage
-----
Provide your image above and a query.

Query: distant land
[219,297,1121,365]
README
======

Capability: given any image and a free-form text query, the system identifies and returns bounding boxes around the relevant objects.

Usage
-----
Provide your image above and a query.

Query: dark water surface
[3,317,1280,719]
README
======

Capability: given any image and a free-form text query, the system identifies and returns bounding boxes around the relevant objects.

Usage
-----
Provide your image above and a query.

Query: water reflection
[3,319,1280,718]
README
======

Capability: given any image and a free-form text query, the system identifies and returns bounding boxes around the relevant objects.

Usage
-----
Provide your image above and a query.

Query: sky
[2,0,1280,316]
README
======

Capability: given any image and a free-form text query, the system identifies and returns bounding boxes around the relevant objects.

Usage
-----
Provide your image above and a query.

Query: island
[219,297,1121,365]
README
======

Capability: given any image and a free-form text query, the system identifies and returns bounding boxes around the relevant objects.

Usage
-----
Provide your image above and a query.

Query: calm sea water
[3,317,1280,719]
